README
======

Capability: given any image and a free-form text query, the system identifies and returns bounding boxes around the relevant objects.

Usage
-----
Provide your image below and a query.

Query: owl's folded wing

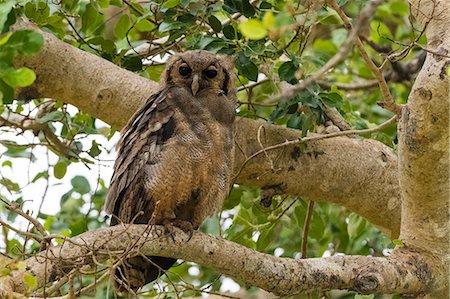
[103,88,176,221]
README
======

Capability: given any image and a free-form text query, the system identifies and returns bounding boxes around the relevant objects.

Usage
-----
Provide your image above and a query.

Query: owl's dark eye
[204,69,217,79]
[179,65,191,76]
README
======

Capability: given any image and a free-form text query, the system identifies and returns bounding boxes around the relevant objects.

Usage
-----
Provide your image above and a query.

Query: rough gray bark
[399,0,450,297]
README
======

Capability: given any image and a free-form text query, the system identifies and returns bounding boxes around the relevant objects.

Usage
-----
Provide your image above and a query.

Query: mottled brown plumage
[104,50,236,292]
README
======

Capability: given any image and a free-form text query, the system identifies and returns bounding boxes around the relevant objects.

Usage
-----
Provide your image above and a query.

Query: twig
[4,201,48,238]
[257,125,275,172]
[68,273,75,299]
[35,276,69,297]
[301,200,315,259]
[1,108,78,159]
[234,115,397,180]
[317,79,378,91]
[268,0,379,104]
[318,51,426,90]
[327,0,402,115]
[32,272,109,299]
[321,105,351,131]
[413,43,450,59]
[0,219,43,242]
[237,78,270,92]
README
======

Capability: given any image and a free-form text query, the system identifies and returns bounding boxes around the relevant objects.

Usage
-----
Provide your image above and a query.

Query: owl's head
[161,50,235,97]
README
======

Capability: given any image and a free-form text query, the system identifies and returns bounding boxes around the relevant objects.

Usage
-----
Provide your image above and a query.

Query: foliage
[0,0,424,298]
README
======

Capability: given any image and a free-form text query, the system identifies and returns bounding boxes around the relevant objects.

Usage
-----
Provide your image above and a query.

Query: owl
[104,50,236,292]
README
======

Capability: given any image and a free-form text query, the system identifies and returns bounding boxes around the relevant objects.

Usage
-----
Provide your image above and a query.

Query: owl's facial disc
[173,56,223,96]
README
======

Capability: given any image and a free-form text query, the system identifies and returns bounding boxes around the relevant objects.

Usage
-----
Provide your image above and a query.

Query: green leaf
[32,171,48,183]
[1,67,36,87]
[164,0,180,9]
[36,111,64,124]
[71,175,91,194]
[260,1,271,9]
[370,21,393,43]
[0,0,14,33]
[177,13,195,24]
[98,0,110,8]
[121,55,143,72]
[88,140,101,157]
[2,160,12,168]
[257,224,275,250]
[159,21,183,33]
[278,61,298,84]
[81,3,103,35]
[23,1,50,24]
[135,19,155,32]
[347,213,367,239]
[392,239,404,246]
[241,0,256,17]
[0,79,14,104]
[263,11,275,28]
[238,19,267,40]
[223,24,236,39]
[2,146,36,161]
[313,39,337,54]
[319,91,343,108]
[389,1,409,16]
[208,15,222,33]
[269,105,287,120]
[54,160,68,179]
[287,113,303,129]
[301,114,312,137]
[0,178,19,192]
[114,14,130,39]
[6,30,44,56]
[236,52,258,81]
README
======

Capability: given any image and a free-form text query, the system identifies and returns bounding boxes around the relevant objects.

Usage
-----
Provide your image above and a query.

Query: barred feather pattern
[104,82,235,291]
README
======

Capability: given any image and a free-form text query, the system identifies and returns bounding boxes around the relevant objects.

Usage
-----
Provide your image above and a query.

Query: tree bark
[400,0,450,297]
[0,225,430,297]
[12,19,401,237]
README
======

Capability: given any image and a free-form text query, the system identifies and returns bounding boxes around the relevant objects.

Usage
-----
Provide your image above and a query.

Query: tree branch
[400,0,450,296]
[11,18,402,237]
[0,225,431,296]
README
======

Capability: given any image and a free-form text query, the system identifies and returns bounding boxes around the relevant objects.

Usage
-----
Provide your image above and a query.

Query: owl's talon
[171,219,194,241]
[160,219,177,242]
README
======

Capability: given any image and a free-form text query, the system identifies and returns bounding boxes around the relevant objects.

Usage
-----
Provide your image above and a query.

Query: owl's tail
[114,256,177,293]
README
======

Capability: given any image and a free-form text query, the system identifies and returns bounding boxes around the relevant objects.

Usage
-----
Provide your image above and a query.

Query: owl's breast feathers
[104,86,234,226]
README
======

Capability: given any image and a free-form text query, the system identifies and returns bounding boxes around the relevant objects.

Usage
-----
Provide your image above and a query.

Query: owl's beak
[191,74,200,95]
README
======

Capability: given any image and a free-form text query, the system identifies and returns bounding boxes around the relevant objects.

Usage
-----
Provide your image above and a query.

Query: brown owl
[104,50,236,292]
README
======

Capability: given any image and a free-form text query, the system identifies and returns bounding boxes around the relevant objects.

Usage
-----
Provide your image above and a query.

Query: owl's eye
[179,65,192,76]
[204,69,217,79]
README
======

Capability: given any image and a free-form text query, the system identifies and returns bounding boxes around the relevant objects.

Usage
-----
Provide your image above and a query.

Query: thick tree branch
[0,225,431,296]
[11,19,402,237]
[400,0,450,297]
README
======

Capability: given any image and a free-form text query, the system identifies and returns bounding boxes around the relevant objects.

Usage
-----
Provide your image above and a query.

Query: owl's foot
[172,219,194,241]
[153,219,194,241]
[159,219,177,242]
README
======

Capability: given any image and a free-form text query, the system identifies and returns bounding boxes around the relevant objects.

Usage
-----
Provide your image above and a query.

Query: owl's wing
[104,88,176,221]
